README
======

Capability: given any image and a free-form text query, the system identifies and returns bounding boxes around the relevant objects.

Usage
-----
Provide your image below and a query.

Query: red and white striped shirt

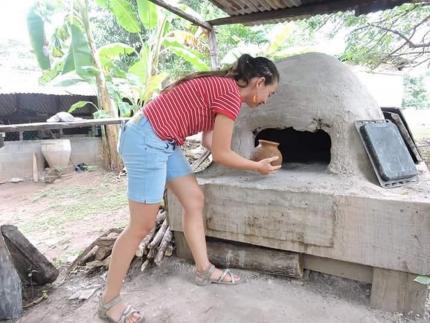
[142,76,241,145]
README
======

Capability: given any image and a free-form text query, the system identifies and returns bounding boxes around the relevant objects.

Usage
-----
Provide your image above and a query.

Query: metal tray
[355,120,418,188]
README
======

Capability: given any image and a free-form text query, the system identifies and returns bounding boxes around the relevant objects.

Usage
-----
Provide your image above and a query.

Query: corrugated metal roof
[0,84,97,97]
[207,0,411,25]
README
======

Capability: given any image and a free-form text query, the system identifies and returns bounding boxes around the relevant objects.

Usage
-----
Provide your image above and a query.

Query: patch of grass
[25,173,128,232]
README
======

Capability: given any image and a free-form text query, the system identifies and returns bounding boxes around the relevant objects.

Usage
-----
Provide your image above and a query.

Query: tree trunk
[82,0,122,171]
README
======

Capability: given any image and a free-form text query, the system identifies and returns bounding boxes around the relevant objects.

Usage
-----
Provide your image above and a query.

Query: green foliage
[96,0,140,33]
[309,4,430,69]
[68,22,95,78]
[68,100,98,113]
[402,74,429,109]
[27,0,212,118]
[414,275,430,285]
[27,6,51,69]
[137,0,158,30]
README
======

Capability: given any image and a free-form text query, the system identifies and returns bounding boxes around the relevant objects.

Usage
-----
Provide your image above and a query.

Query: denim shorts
[118,115,192,204]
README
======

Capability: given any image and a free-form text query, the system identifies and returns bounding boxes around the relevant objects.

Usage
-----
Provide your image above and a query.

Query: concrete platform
[168,166,430,314]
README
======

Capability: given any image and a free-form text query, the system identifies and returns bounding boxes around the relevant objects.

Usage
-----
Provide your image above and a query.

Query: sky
[0,1,33,43]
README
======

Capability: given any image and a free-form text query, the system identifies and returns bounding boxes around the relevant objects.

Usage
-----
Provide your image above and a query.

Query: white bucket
[40,139,71,170]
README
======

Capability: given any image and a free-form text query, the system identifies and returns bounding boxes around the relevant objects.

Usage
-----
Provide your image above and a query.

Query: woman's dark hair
[162,54,279,93]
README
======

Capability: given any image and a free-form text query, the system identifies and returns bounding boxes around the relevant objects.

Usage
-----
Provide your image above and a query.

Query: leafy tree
[28,0,211,170]
[402,74,429,109]
[305,3,430,69]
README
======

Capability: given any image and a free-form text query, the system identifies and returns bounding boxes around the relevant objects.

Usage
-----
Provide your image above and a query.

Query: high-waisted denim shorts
[118,115,192,204]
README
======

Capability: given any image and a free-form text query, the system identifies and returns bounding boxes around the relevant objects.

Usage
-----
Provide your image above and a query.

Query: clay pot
[250,139,283,166]
[40,139,71,171]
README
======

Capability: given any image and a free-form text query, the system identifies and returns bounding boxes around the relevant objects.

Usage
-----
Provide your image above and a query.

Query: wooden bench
[0,118,129,141]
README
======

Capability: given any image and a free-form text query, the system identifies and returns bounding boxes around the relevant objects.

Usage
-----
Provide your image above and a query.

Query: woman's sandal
[195,263,241,286]
[98,295,145,323]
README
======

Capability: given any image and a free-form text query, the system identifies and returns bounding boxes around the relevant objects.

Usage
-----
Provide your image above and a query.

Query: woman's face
[246,77,278,109]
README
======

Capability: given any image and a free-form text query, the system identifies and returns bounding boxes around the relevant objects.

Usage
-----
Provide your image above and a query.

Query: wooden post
[371,268,429,315]
[208,29,219,70]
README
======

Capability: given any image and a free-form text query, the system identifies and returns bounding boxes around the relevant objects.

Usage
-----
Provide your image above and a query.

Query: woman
[98,54,280,323]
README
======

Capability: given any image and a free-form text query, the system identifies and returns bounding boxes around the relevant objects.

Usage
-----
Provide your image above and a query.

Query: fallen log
[1,225,58,284]
[0,231,22,320]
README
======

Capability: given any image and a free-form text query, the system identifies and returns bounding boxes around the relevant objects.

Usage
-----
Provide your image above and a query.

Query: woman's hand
[255,156,281,175]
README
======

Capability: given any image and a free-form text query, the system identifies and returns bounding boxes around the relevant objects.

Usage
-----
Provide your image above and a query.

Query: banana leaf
[137,0,158,30]
[27,6,50,69]
[96,0,140,33]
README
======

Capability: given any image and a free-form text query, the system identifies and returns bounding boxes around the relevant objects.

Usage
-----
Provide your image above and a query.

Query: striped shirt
[142,76,242,145]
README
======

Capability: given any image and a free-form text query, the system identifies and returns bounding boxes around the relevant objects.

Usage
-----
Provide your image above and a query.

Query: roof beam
[207,0,409,25]
[148,0,213,30]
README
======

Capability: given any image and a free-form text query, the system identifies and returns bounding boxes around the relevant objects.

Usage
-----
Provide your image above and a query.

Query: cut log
[174,231,303,278]
[154,228,173,266]
[0,232,22,320]
[148,219,168,249]
[1,225,59,285]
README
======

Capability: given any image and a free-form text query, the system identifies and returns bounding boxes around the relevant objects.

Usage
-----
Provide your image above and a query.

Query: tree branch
[368,14,430,49]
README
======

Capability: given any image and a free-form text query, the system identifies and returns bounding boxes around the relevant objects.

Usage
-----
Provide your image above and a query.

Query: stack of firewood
[135,209,174,271]
[68,208,173,275]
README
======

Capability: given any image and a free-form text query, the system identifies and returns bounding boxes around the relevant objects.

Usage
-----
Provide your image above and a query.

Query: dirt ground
[1,169,429,323]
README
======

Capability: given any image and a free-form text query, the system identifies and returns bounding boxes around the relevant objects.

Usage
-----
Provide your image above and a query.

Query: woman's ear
[257,77,265,87]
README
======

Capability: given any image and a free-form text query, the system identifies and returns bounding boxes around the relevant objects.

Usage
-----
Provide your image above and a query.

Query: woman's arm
[211,114,280,175]
[202,130,213,151]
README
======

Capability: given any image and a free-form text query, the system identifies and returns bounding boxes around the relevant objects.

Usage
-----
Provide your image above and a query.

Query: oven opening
[255,128,331,165]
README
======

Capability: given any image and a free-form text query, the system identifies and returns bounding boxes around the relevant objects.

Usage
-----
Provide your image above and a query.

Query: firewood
[154,228,172,266]
[155,210,166,224]
[148,219,168,249]
[165,244,174,257]
[95,246,111,261]
[146,247,156,259]
[135,226,156,257]
[79,245,99,265]
[96,231,120,248]
[67,228,121,275]
[140,259,150,272]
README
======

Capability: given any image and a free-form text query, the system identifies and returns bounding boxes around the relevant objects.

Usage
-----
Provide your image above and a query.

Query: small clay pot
[250,139,283,166]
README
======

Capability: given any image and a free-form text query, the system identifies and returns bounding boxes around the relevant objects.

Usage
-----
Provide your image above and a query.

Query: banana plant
[28,0,211,118]
[220,22,296,66]
[92,0,210,116]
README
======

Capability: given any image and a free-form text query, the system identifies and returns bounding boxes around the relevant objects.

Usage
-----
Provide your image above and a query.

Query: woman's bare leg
[167,175,239,282]
[101,200,159,322]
